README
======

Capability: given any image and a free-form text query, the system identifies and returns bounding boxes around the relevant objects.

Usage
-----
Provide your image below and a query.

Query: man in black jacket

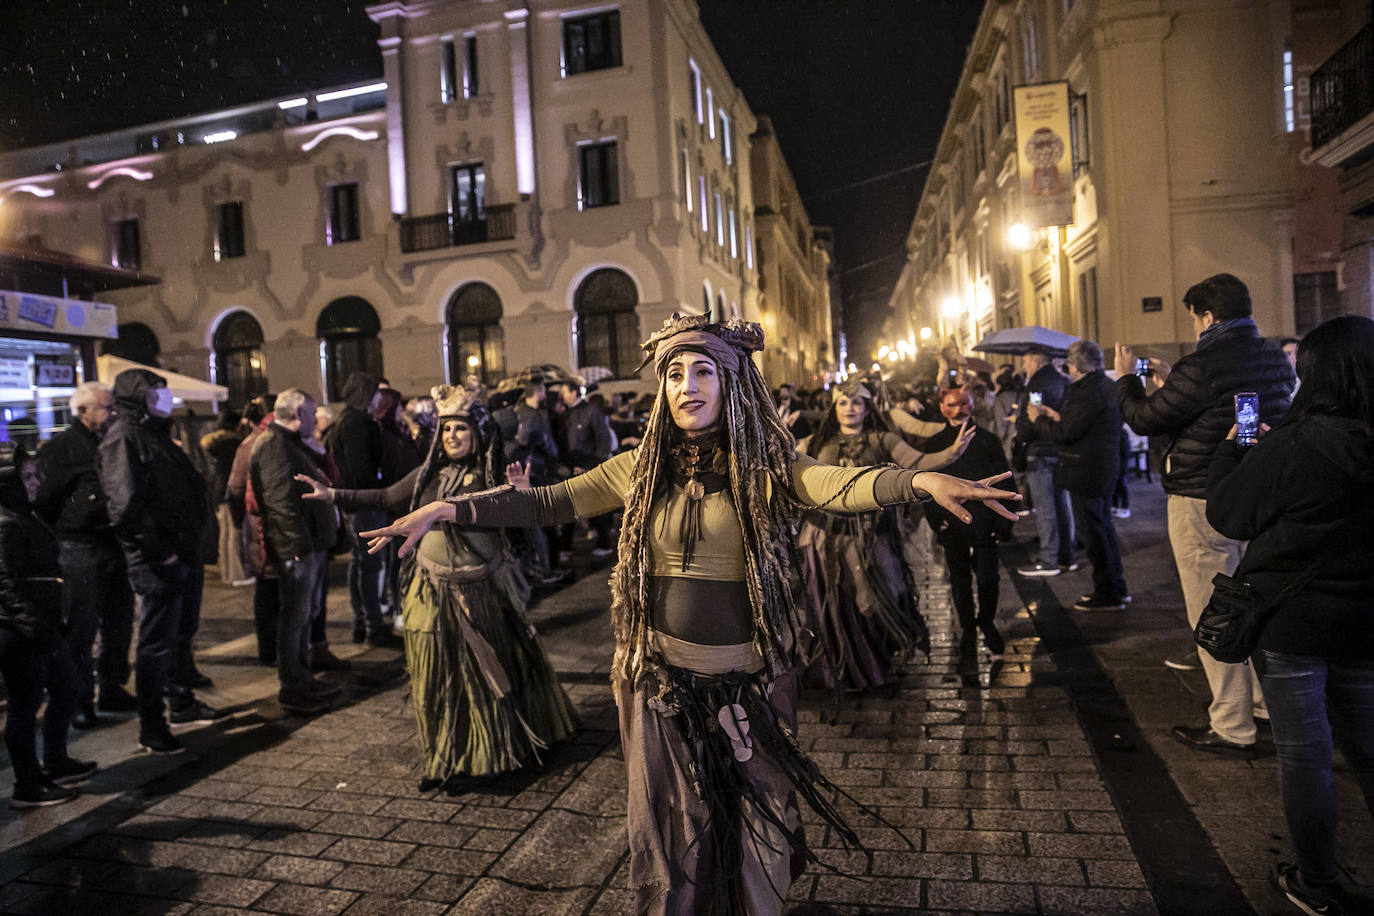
[550,375,615,555]
[925,387,1014,656]
[99,369,223,755]
[322,371,398,648]
[1030,340,1128,611]
[250,389,341,715]
[1012,347,1077,577]
[33,381,137,729]
[1115,273,1294,756]
[498,373,562,580]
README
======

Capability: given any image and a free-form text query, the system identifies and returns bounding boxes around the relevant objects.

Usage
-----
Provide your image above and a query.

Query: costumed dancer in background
[297,385,574,790]
[795,378,975,689]
[358,315,1019,915]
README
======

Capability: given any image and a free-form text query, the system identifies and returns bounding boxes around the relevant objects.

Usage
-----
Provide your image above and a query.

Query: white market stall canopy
[96,354,229,402]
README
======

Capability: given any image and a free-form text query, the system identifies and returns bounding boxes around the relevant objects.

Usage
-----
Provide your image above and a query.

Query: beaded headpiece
[431,383,488,422]
[637,313,765,376]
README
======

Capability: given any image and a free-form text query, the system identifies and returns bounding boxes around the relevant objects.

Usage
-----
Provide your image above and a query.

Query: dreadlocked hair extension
[608,354,805,681]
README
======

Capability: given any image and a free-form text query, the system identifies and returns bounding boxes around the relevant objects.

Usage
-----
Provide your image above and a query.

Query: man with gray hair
[250,388,341,715]
[1027,340,1129,611]
[33,381,137,730]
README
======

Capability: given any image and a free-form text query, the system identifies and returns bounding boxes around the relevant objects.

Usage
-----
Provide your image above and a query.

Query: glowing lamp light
[466,355,481,369]
[87,167,154,190]
[300,126,381,152]
[278,97,309,110]
[315,82,387,103]
[871,363,881,372]
[877,345,890,359]
[1008,223,1033,251]
[941,296,966,319]
[886,351,899,363]
[203,130,238,144]
[11,184,55,197]
[919,327,933,340]
[847,363,857,374]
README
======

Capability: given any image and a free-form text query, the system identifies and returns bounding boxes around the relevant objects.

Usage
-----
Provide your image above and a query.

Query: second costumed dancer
[360,315,1020,915]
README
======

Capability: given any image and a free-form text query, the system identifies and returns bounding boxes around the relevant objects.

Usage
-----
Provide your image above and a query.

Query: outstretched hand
[359,500,454,557]
[505,461,532,490]
[293,473,332,501]
[915,470,1021,524]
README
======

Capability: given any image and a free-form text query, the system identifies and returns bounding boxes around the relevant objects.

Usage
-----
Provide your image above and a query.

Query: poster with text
[1014,82,1074,229]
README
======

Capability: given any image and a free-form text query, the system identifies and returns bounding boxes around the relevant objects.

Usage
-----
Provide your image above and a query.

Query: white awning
[96,354,229,402]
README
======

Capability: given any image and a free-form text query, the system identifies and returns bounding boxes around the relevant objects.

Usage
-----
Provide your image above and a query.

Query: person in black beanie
[0,442,97,806]
[924,387,1014,656]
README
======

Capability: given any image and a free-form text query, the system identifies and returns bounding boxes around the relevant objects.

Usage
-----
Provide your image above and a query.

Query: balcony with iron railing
[1311,22,1374,151]
[398,203,517,253]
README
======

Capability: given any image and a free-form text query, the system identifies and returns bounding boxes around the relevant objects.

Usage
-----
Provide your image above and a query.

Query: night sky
[0,0,980,359]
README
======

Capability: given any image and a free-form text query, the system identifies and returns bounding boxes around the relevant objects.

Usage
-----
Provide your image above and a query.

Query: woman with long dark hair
[795,378,973,688]
[1205,314,1374,916]
[359,316,1018,914]
[297,385,575,788]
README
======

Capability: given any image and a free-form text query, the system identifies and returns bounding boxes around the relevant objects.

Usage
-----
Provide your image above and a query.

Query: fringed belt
[413,550,511,696]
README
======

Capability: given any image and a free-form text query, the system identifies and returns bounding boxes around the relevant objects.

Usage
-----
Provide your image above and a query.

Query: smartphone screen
[1235,392,1259,448]
[1135,357,1151,377]
[1028,391,1043,407]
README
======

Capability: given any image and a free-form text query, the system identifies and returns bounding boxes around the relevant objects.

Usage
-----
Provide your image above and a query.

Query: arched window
[701,283,712,315]
[101,322,160,366]
[317,296,383,403]
[574,268,639,379]
[715,291,728,322]
[213,311,268,407]
[446,282,504,386]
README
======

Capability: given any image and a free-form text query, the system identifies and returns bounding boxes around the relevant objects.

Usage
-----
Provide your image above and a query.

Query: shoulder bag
[1193,553,1325,664]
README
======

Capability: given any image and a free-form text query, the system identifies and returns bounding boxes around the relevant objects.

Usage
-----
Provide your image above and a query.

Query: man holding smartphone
[1115,273,1294,757]
[1012,346,1077,576]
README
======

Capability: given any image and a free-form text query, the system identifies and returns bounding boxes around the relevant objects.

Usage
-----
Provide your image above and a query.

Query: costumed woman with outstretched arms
[360,315,1019,915]
[297,385,575,790]
[795,378,975,689]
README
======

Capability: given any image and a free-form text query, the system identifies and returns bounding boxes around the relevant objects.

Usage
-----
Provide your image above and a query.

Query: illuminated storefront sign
[0,290,118,339]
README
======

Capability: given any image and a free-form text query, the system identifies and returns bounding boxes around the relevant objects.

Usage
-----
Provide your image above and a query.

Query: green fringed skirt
[405,556,576,780]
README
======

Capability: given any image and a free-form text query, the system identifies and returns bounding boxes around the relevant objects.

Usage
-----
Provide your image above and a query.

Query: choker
[670,433,728,500]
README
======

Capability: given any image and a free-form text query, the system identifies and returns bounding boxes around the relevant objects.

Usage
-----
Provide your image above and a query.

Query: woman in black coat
[0,443,96,807]
[1205,315,1374,915]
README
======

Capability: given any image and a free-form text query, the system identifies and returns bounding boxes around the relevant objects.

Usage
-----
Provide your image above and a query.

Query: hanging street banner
[1014,81,1074,229]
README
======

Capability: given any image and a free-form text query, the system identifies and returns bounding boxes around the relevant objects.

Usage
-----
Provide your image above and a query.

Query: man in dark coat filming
[1028,339,1129,612]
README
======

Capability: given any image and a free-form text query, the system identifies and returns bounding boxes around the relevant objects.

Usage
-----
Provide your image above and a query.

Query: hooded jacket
[98,369,210,568]
[1206,414,1374,659]
[322,371,382,490]
[0,444,63,649]
[1118,321,1294,498]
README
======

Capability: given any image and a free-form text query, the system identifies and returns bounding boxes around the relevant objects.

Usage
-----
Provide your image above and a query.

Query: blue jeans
[1257,651,1374,887]
[277,551,327,690]
[1025,456,1074,565]
[346,510,385,635]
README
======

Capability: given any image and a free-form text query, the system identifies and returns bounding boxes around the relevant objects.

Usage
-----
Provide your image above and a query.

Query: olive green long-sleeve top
[449,449,924,582]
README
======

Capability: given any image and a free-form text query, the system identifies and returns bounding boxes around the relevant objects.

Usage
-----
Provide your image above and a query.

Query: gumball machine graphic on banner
[1025,127,1065,198]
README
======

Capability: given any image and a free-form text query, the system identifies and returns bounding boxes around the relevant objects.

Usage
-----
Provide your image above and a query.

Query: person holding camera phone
[1203,316,1374,916]
[1115,273,1294,757]
[1012,346,1078,577]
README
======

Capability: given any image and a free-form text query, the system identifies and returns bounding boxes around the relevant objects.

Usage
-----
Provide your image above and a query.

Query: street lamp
[877,345,890,359]
[466,355,480,369]
[919,327,933,341]
[1008,223,1034,251]
[940,296,965,319]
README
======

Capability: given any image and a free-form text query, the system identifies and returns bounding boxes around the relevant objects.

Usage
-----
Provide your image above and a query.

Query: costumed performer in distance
[359,314,1020,915]
[795,377,975,689]
[295,384,575,791]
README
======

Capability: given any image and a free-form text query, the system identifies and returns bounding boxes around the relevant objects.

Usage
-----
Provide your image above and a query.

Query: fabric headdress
[431,383,488,422]
[832,377,873,402]
[638,313,765,376]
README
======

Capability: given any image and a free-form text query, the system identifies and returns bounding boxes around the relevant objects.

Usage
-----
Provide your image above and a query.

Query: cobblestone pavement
[1,481,1371,914]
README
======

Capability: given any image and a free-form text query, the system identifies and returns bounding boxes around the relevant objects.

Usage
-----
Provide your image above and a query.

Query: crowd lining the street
[0,273,1370,914]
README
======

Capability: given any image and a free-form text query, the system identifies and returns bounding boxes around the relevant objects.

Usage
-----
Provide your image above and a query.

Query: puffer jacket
[0,444,63,650]
[1206,414,1374,660]
[1118,321,1294,498]
[98,369,210,567]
